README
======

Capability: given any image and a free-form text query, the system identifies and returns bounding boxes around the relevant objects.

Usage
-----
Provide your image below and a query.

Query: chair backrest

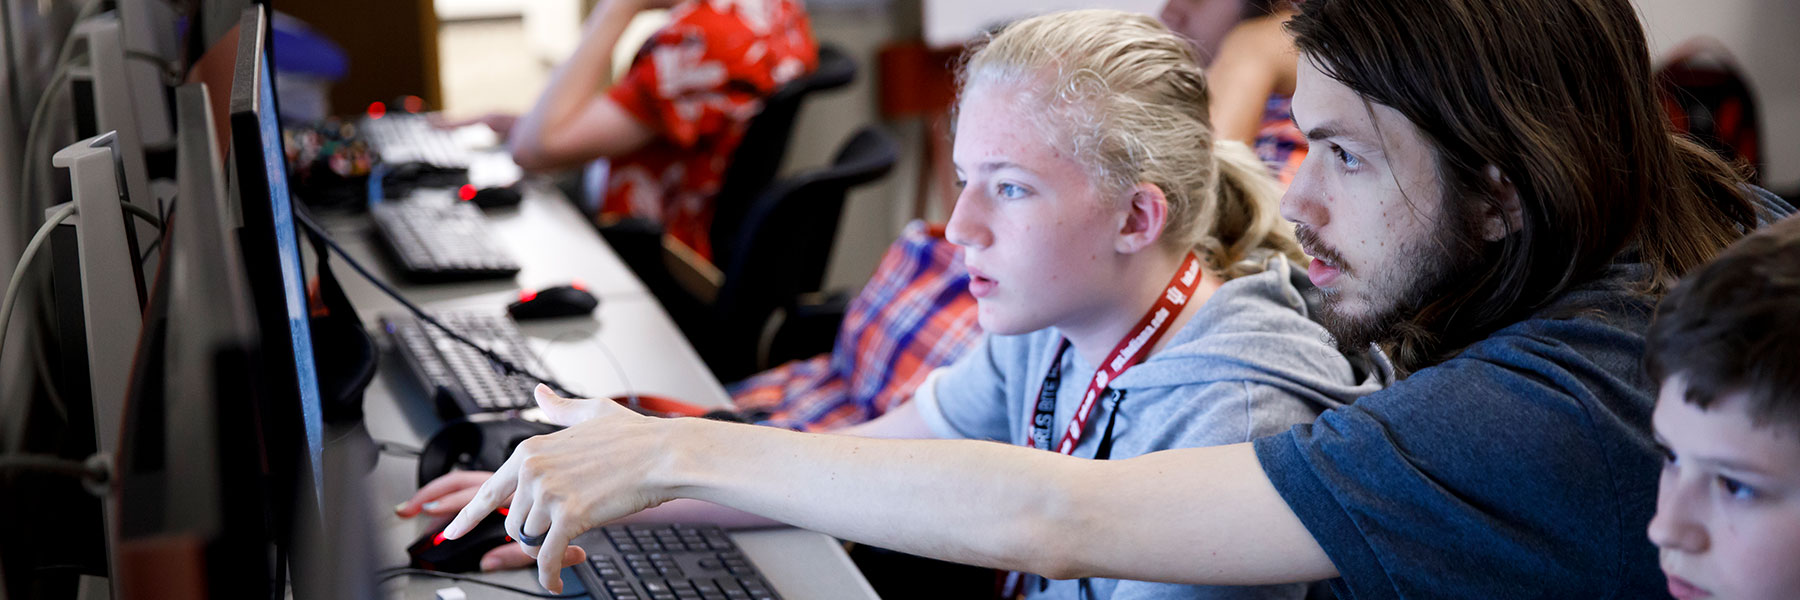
[1656,38,1762,183]
[706,126,899,380]
[709,44,857,264]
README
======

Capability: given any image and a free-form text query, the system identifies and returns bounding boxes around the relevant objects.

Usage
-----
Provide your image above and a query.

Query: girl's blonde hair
[958,9,1303,279]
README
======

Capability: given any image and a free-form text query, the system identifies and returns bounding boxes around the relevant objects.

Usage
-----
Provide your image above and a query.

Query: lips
[1307,257,1341,288]
[1665,574,1711,600]
[966,266,996,298]
[1294,226,1349,289]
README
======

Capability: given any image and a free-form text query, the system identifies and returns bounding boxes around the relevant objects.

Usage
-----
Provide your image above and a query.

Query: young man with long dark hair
[438,0,1795,596]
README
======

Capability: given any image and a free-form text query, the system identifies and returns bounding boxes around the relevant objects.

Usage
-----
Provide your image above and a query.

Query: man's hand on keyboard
[395,471,540,571]
[442,384,667,594]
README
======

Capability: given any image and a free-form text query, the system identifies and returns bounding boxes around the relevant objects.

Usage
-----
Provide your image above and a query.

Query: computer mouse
[407,510,513,573]
[469,185,522,209]
[418,419,563,485]
[507,284,598,320]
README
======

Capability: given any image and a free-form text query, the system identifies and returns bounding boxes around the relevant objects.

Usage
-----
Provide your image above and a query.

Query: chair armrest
[762,291,850,368]
[661,235,723,305]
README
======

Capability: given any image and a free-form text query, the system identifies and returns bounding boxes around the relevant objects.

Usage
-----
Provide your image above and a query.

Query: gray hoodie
[915,255,1386,600]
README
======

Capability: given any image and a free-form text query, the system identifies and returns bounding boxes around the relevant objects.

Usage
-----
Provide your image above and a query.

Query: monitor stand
[50,132,147,458]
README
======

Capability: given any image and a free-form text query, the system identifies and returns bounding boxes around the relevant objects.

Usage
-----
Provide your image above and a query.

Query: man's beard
[1300,212,1486,359]
[1314,262,1456,356]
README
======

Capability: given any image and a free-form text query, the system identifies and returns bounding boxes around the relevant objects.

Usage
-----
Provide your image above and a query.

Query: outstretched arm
[446,387,1336,593]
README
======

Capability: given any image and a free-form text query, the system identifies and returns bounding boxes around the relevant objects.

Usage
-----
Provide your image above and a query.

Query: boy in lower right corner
[1644,214,1800,600]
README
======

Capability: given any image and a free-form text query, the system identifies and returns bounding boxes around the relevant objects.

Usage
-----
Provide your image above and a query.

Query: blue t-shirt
[1252,263,1668,598]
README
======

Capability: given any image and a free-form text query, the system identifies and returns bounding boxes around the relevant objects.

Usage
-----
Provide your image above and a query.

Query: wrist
[587,0,645,30]
[647,417,711,503]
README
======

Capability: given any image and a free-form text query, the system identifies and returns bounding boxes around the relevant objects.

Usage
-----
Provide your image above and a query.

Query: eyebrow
[1290,108,1327,140]
[955,161,1031,177]
[1292,107,1375,148]
[1655,434,1781,477]
[1304,126,1344,142]
[1297,111,1349,142]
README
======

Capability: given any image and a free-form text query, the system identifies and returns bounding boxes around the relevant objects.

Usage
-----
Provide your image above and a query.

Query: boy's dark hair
[1285,0,1758,373]
[1646,215,1800,429]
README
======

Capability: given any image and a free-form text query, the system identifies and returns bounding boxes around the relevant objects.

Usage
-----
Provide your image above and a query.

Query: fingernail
[393,502,409,515]
[423,501,440,511]
[479,557,501,571]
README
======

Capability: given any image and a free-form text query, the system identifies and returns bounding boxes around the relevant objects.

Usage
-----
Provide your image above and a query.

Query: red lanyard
[1027,251,1203,455]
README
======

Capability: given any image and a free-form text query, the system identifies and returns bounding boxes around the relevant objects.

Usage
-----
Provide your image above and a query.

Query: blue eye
[1719,476,1759,501]
[996,182,1028,199]
[1331,144,1361,170]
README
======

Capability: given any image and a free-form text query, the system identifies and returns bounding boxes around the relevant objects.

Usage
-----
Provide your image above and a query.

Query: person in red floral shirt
[508,0,818,261]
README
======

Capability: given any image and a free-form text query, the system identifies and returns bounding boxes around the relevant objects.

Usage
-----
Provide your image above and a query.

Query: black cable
[138,236,161,267]
[377,568,588,598]
[289,209,576,398]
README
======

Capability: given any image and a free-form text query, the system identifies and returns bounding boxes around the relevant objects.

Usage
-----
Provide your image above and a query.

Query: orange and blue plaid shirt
[1256,94,1308,187]
[728,220,980,431]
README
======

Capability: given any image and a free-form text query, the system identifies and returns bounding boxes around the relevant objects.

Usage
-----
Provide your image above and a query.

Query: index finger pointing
[443,457,522,539]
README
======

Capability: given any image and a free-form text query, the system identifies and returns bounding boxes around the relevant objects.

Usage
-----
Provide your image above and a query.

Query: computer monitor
[46,132,147,457]
[117,0,182,151]
[225,1,326,531]
[110,81,277,599]
[10,131,145,599]
[69,13,165,273]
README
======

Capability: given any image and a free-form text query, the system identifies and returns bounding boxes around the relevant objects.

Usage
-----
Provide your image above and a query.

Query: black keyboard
[573,524,780,600]
[382,311,548,418]
[362,112,473,171]
[371,200,521,283]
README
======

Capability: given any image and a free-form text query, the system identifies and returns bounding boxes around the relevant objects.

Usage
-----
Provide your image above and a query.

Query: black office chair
[707,43,857,267]
[598,44,859,345]
[666,126,900,382]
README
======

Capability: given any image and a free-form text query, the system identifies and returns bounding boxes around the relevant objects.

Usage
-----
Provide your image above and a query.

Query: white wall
[789,1,924,293]
[921,0,1163,48]
[1634,0,1800,190]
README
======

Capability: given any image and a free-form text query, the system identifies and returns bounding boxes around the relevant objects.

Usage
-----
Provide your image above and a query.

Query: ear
[1480,165,1524,242]
[1117,182,1170,254]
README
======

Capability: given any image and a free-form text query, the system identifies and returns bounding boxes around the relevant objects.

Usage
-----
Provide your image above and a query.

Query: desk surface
[317,186,725,406]
[324,183,877,600]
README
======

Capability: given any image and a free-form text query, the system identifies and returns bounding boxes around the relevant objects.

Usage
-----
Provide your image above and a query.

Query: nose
[1280,155,1328,229]
[944,186,992,250]
[1647,468,1709,555]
